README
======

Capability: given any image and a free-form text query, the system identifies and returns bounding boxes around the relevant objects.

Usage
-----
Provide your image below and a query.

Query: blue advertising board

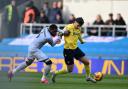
[0,57,128,75]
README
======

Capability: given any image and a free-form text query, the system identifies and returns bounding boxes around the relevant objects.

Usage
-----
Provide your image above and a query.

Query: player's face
[74,21,81,29]
[50,29,57,37]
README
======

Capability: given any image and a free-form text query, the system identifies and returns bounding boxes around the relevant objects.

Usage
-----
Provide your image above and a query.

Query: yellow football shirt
[64,24,83,49]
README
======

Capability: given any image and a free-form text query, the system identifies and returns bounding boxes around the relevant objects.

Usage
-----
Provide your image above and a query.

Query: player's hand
[56,39,61,44]
[56,36,61,44]
[58,32,63,38]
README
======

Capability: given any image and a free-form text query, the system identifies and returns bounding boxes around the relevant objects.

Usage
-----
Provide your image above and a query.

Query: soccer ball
[94,72,103,81]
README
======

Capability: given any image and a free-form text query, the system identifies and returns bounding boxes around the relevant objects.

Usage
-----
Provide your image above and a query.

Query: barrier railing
[20,23,65,36]
[20,23,128,37]
[86,25,128,37]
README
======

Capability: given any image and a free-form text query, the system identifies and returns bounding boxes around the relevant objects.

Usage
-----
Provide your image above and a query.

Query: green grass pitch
[0,71,128,89]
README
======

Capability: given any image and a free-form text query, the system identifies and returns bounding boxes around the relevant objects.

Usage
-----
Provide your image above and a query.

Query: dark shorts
[63,47,85,65]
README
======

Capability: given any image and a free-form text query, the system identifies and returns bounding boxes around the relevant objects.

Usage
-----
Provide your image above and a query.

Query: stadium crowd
[22,0,127,36]
[1,0,128,38]
[22,0,74,24]
[87,13,127,36]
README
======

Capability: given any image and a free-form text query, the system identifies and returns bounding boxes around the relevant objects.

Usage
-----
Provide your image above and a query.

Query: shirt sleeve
[63,26,69,31]
[48,36,61,47]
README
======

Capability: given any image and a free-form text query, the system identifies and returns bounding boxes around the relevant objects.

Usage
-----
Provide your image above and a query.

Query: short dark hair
[109,13,113,17]
[49,24,58,37]
[49,24,57,30]
[75,17,84,26]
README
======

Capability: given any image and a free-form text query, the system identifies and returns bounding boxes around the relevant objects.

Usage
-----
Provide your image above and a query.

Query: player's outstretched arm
[57,28,64,37]
[78,35,85,44]
[57,28,70,37]
[48,36,61,47]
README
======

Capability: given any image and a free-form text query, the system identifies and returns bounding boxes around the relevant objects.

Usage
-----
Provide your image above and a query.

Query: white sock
[41,65,51,80]
[12,62,28,74]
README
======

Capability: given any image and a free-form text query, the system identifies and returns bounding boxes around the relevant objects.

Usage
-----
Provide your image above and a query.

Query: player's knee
[26,57,34,66]
[44,59,52,65]
[81,58,90,65]
[85,61,90,65]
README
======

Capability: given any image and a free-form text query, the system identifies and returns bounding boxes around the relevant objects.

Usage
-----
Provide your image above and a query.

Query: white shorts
[28,49,48,62]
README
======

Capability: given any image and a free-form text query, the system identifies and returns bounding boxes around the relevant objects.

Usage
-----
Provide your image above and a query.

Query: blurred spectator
[2,0,19,38]
[49,1,61,23]
[87,14,104,36]
[57,1,63,10]
[23,3,35,23]
[115,13,126,36]
[57,1,63,16]
[93,14,104,25]
[54,14,64,24]
[41,2,50,17]
[22,3,36,35]
[105,13,115,36]
[39,10,49,23]
[68,14,76,24]
[105,13,115,25]
[29,1,40,22]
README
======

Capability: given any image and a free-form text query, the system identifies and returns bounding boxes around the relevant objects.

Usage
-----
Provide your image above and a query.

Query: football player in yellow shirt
[52,17,96,83]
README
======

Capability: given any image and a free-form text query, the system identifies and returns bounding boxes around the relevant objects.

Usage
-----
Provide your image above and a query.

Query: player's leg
[51,49,74,83]
[35,49,52,84]
[40,58,52,84]
[13,57,35,74]
[75,47,96,83]
[79,57,90,77]
[8,57,35,81]
[52,64,74,83]
[79,56,96,83]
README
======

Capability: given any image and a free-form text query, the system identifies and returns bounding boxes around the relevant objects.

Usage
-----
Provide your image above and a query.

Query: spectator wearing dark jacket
[68,14,76,24]
[105,13,115,36]
[54,14,64,24]
[49,2,61,23]
[87,14,104,36]
[105,13,115,25]
[39,10,49,23]
[41,2,50,18]
[115,13,126,36]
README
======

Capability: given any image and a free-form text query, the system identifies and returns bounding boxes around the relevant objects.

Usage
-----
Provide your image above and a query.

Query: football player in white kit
[8,24,61,84]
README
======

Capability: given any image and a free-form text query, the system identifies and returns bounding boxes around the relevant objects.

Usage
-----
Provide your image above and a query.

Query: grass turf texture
[0,71,128,89]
